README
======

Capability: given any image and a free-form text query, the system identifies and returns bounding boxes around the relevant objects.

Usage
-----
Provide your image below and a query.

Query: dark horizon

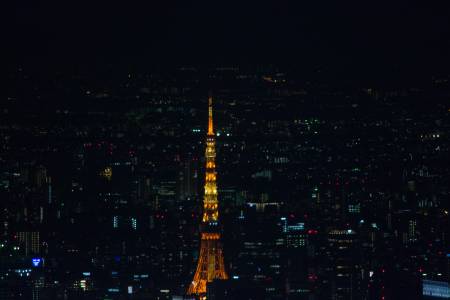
[7,3,450,71]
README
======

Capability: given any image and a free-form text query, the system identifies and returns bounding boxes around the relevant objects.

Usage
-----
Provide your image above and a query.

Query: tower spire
[208,96,214,135]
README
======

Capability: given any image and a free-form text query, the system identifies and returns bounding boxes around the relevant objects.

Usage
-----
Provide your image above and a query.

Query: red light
[307,274,318,281]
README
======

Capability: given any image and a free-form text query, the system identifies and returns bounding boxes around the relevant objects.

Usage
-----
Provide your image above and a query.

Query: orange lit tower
[187,96,228,298]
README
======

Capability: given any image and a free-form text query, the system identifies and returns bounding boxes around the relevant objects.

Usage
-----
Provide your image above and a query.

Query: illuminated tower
[187,96,228,298]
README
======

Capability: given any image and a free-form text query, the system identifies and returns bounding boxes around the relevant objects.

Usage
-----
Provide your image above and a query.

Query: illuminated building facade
[187,96,228,298]
[17,232,40,256]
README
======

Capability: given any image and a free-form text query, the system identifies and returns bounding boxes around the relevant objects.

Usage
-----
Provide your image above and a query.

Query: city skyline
[3,3,450,299]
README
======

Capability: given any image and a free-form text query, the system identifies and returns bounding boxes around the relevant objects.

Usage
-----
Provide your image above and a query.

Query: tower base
[187,233,228,297]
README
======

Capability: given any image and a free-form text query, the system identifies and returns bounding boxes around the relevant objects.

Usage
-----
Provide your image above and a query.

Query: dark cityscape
[3,3,450,300]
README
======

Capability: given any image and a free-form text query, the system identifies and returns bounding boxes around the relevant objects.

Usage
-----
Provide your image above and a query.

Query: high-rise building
[322,228,362,299]
[187,96,228,298]
[17,232,40,256]
[33,165,47,190]
[47,176,52,204]
[156,180,178,207]
[179,157,199,201]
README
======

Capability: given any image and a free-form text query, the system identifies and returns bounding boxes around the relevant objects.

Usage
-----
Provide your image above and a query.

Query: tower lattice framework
[187,96,228,298]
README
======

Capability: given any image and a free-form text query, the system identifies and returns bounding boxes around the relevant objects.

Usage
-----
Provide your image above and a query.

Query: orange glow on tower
[207,96,214,136]
[187,96,228,298]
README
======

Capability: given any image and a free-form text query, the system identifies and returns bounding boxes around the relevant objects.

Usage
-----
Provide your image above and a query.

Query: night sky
[7,3,450,73]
